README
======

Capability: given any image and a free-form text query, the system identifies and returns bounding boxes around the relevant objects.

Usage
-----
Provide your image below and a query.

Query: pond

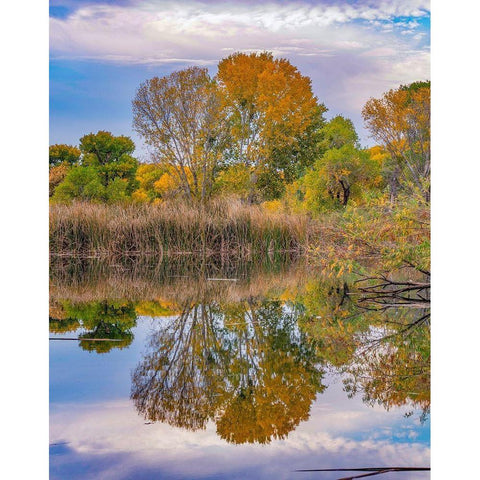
[50,257,430,480]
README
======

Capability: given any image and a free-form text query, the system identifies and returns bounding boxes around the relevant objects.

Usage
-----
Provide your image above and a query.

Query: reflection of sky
[50,317,430,480]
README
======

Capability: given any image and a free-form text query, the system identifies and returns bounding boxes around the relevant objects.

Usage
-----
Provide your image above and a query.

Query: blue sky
[49,0,430,153]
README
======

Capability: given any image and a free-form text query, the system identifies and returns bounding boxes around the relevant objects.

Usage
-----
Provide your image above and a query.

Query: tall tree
[132,67,227,204]
[217,52,325,202]
[362,81,430,202]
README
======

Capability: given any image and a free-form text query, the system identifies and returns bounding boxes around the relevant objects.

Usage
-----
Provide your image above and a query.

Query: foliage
[312,194,430,275]
[49,144,81,167]
[52,131,139,203]
[79,131,135,165]
[362,81,430,202]
[320,115,359,150]
[213,163,252,199]
[217,51,326,201]
[49,164,70,197]
[303,145,381,210]
[133,67,227,203]
[52,166,106,203]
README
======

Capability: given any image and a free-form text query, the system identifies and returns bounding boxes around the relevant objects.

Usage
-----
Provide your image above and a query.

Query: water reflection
[50,257,430,446]
[50,300,137,353]
[131,298,323,444]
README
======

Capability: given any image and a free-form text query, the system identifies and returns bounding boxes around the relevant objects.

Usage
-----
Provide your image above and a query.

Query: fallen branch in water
[295,467,430,479]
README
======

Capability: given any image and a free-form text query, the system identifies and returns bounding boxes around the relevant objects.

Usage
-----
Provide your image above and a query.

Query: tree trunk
[339,180,350,206]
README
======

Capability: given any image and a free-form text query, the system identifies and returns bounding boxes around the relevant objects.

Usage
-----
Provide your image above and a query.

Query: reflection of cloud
[50,379,430,479]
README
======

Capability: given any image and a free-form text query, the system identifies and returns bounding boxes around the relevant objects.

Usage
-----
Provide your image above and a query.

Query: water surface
[50,257,430,480]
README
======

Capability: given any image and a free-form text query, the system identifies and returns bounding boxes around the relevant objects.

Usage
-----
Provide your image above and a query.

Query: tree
[52,166,106,203]
[320,115,359,150]
[49,164,70,197]
[52,131,139,203]
[362,81,430,202]
[131,163,167,203]
[80,131,139,192]
[303,144,379,210]
[49,144,81,167]
[132,67,228,204]
[79,131,135,165]
[216,52,325,202]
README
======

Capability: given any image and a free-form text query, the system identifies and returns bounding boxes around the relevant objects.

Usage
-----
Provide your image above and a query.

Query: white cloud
[49,0,430,145]
[50,1,430,64]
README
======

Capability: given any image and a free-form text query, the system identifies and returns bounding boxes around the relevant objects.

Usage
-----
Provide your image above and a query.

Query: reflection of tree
[297,274,430,419]
[132,302,228,430]
[49,300,81,333]
[343,309,430,420]
[131,298,324,443]
[49,300,137,354]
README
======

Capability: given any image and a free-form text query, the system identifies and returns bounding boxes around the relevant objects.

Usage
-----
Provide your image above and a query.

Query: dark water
[49,258,430,480]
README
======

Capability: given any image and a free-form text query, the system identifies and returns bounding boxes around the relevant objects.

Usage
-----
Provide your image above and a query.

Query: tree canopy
[362,81,430,202]
[133,66,227,203]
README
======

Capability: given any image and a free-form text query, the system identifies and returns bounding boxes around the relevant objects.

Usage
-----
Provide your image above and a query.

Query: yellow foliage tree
[133,67,228,204]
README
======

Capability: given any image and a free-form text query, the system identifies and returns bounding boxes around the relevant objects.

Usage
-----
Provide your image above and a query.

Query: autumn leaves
[132,52,324,204]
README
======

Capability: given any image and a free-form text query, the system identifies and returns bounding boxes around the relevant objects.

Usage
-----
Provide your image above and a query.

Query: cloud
[49,0,430,146]
[50,1,430,64]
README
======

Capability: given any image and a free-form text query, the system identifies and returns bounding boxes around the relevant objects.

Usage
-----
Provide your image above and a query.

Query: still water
[50,258,430,480]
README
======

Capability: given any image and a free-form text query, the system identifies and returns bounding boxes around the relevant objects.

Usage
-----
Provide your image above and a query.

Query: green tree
[320,115,359,150]
[80,131,138,192]
[52,166,106,203]
[79,131,135,165]
[49,144,81,167]
[303,144,378,210]
[52,131,139,203]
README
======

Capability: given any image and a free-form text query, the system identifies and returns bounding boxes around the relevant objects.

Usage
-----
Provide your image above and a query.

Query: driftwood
[349,274,430,312]
[49,337,125,342]
[295,467,430,479]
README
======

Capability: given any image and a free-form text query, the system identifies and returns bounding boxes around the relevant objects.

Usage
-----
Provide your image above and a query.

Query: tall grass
[50,199,316,256]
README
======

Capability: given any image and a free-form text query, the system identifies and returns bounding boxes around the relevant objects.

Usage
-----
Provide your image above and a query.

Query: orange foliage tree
[217,52,326,202]
[362,81,430,202]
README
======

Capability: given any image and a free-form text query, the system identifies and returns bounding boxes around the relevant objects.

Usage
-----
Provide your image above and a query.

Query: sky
[49,0,430,155]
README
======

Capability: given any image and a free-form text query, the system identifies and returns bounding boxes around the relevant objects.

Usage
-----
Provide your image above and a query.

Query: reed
[50,199,317,257]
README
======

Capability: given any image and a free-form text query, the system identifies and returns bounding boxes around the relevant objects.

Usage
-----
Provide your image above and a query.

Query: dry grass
[50,199,317,256]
